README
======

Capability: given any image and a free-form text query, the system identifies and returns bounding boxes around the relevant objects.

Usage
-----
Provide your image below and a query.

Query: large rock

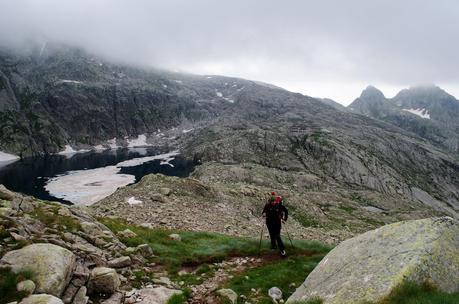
[0,184,15,200]
[1,244,76,297]
[287,217,459,304]
[20,294,64,304]
[88,267,120,294]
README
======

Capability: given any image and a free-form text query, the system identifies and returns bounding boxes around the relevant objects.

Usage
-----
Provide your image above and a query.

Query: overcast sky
[1,0,458,105]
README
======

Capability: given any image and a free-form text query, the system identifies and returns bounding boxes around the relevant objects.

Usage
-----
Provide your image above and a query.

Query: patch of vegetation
[226,255,326,304]
[30,204,81,232]
[289,205,321,228]
[100,218,331,273]
[376,281,459,304]
[167,288,192,304]
[290,299,323,304]
[338,205,356,213]
[0,267,34,304]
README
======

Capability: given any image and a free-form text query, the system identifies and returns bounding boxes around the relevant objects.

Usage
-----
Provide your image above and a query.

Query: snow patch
[223,97,234,103]
[173,80,183,84]
[58,145,90,158]
[182,128,194,134]
[162,84,168,88]
[127,196,143,205]
[108,138,119,149]
[216,91,223,97]
[58,80,83,84]
[127,134,148,147]
[402,108,430,119]
[93,145,106,151]
[117,151,179,168]
[0,151,19,162]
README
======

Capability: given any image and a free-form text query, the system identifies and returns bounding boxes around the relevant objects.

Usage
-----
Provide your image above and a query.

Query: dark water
[0,147,195,204]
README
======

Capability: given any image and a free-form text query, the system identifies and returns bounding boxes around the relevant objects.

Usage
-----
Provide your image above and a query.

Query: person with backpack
[262,192,289,256]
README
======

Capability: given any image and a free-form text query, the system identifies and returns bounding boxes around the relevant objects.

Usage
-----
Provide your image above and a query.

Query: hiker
[262,192,288,256]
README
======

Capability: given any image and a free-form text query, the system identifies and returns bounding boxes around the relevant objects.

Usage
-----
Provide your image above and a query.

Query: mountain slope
[1,45,459,220]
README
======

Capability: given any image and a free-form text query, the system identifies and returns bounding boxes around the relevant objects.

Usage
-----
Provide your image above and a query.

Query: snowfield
[402,108,431,119]
[127,134,148,147]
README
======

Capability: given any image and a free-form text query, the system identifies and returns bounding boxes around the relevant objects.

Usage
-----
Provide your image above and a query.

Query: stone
[16,280,35,295]
[168,233,181,241]
[1,244,76,297]
[19,294,64,304]
[117,229,137,238]
[88,267,120,294]
[0,184,15,200]
[135,244,153,257]
[136,286,182,304]
[159,188,171,196]
[10,232,26,242]
[216,289,238,304]
[286,217,459,304]
[72,286,89,304]
[268,287,283,303]
[100,292,124,304]
[108,256,132,268]
[62,284,80,304]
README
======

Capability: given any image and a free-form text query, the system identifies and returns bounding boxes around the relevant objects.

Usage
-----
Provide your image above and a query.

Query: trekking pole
[257,221,264,256]
[284,222,294,248]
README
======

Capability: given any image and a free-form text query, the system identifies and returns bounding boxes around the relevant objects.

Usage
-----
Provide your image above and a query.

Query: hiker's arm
[282,205,288,221]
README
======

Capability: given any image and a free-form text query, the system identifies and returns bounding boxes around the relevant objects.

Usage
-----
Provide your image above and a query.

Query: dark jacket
[262,201,288,225]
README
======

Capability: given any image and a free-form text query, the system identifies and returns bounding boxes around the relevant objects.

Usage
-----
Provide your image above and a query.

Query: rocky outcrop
[287,217,459,304]
[1,243,76,297]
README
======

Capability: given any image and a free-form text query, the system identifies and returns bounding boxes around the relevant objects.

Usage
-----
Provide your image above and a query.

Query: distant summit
[348,85,459,153]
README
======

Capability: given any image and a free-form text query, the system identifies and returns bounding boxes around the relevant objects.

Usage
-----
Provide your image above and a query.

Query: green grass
[100,218,331,273]
[225,254,326,304]
[30,204,81,232]
[167,288,192,304]
[0,267,34,304]
[377,281,459,304]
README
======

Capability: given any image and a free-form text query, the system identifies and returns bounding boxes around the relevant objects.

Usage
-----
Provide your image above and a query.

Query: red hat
[271,191,276,195]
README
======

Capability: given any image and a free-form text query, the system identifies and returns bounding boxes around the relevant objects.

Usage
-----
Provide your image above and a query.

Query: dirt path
[187,256,263,303]
[187,253,289,304]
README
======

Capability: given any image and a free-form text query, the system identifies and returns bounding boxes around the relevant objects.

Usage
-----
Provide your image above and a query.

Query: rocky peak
[359,85,386,100]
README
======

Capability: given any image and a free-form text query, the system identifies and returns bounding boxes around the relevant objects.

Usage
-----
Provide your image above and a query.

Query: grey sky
[1,0,458,104]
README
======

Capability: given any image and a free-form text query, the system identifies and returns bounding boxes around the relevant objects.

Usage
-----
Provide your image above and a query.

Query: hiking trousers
[266,221,285,251]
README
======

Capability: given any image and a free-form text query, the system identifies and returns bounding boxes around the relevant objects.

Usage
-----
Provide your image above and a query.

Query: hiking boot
[280,250,286,256]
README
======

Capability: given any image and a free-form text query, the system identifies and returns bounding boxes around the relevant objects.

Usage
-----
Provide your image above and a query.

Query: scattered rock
[16,280,35,295]
[72,286,89,304]
[19,294,64,304]
[268,287,283,303]
[168,234,181,242]
[88,267,120,295]
[159,188,171,196]
[10,232,26,242]
[287,217,459,304]
[137,286,182,304]
[216,289,238,304]
[1,244,76,297]
[100,292,124,304]
[108,256,131,268]
[135,244,153,257]
[117,229,137,238]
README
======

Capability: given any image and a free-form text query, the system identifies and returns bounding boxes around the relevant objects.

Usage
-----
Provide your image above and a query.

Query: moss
[30,205,81,232]
[0,267,34,304]
[376,281,459,304]
[167,288,192,304]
